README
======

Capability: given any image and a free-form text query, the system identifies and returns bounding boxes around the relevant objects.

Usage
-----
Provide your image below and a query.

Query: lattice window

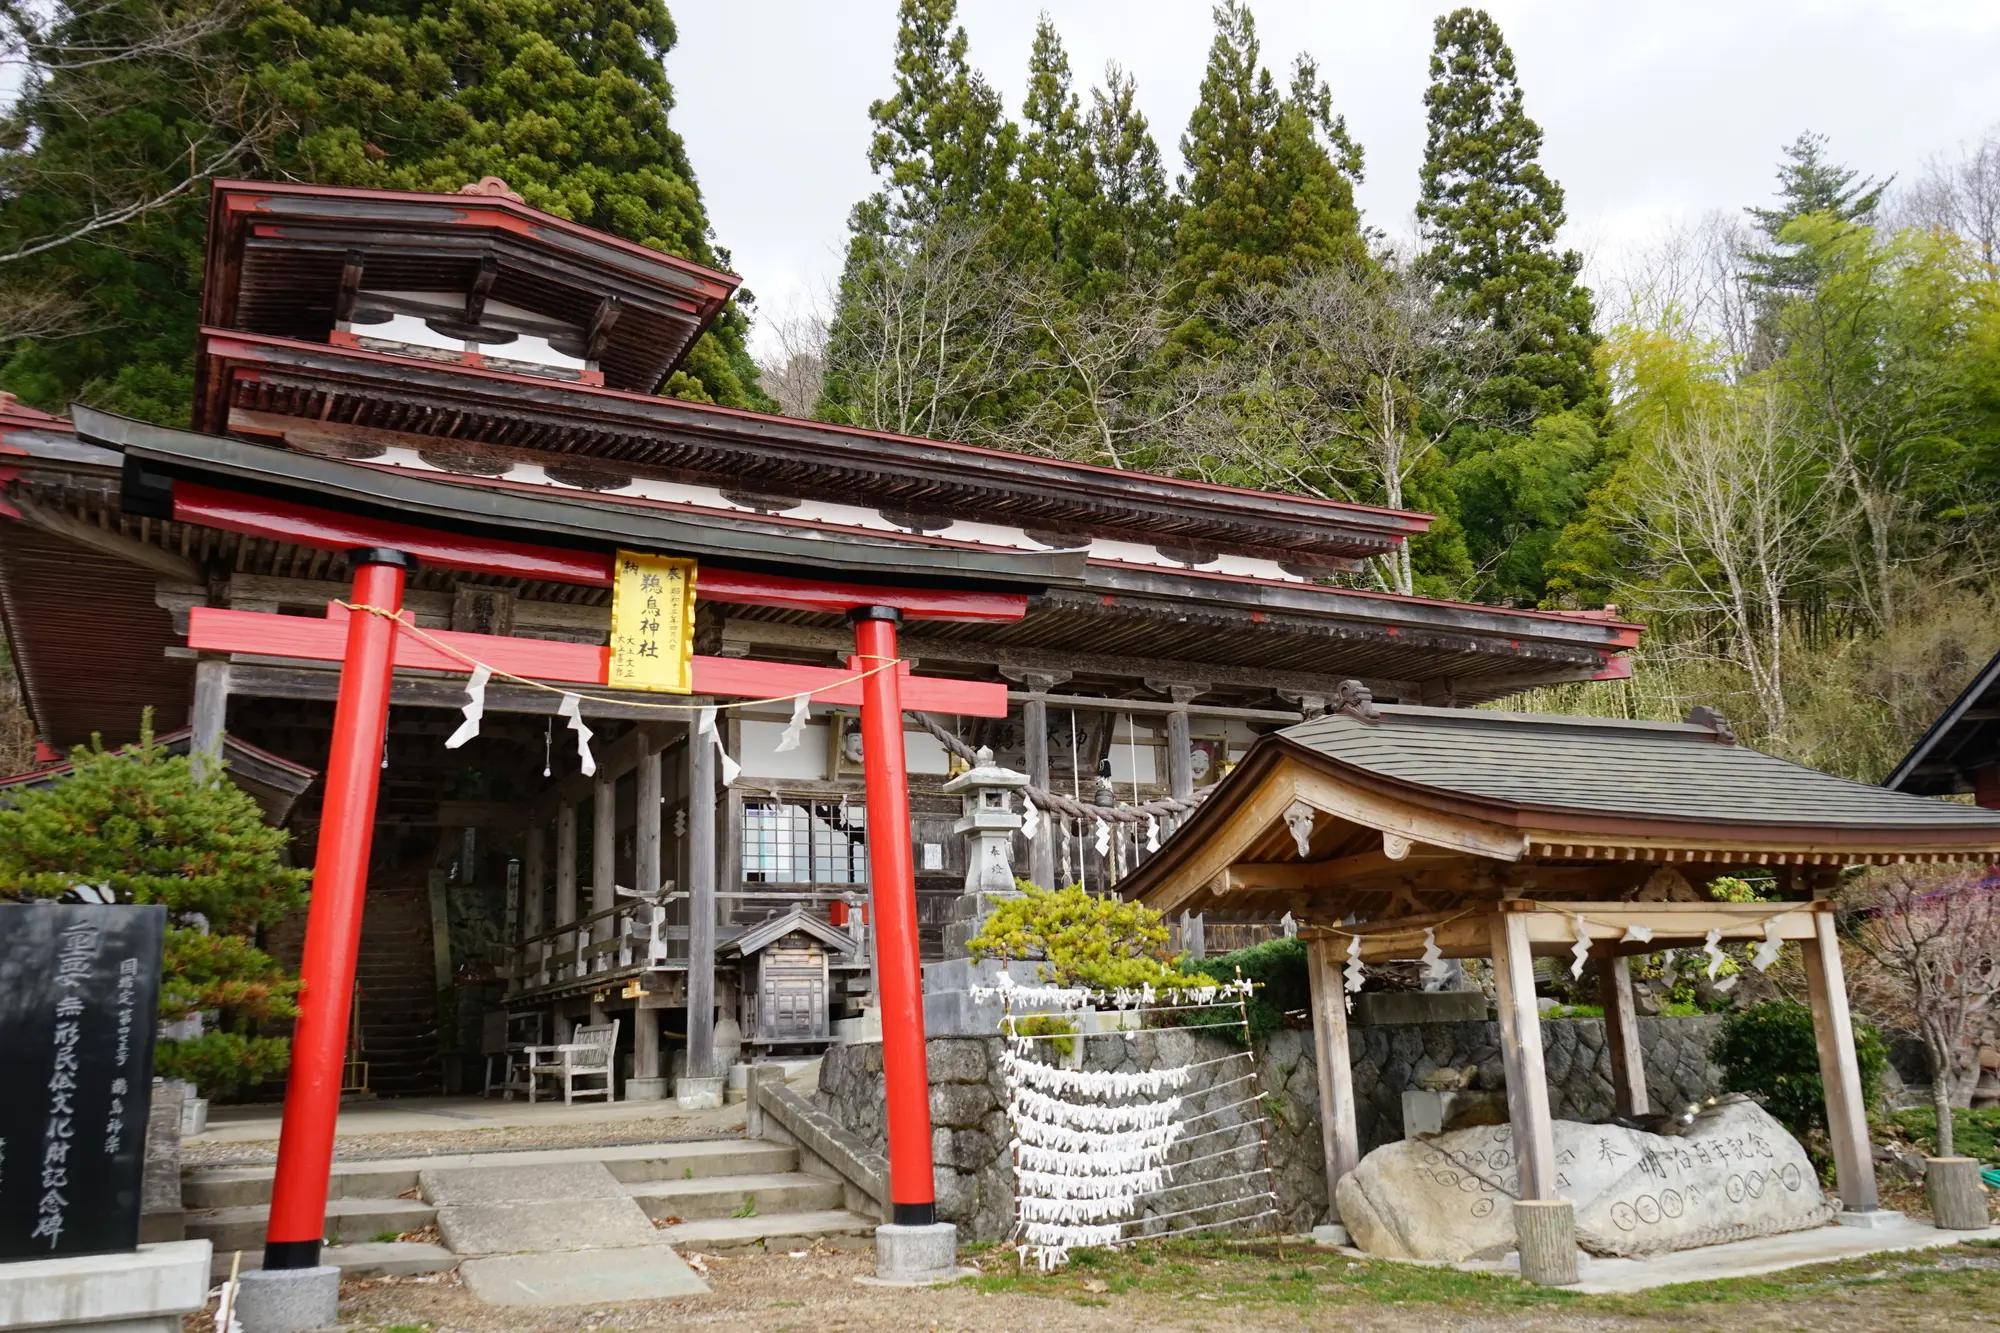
[741,796,869,887]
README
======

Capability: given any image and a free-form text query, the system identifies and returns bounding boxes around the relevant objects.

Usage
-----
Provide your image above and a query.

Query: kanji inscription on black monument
[0,902,166,1261]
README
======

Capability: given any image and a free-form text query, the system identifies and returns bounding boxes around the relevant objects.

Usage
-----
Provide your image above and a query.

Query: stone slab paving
[457,1248,709,1306]
[414,1156,713,1304]
[658,1209,875,1252]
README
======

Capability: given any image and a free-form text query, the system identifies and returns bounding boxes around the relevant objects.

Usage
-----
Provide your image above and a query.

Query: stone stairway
[183,1138,877,1289]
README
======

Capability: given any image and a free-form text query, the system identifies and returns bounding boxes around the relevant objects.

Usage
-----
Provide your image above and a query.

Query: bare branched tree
[984,269,1182,469]
[1894,126,2000,272]
[822,221,1030,442]
[1849,865,2000,1157]
[1600,211,1760,376]
[0,0,266,275]
[758,305,828,419]
[1157,263,1499,594]
[1613,390,1843,740]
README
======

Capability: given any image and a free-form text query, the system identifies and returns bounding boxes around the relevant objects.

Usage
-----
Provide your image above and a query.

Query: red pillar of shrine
[849,605,937,1226]
[264,549,411,1269]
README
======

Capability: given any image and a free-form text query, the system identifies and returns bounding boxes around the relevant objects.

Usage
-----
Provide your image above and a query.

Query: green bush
[1186,936,1309,1044]
[1712,1000,1887,1141]
[965,881,1199,991]
[0,716,308,1099]
[1887,1106,2000,1163]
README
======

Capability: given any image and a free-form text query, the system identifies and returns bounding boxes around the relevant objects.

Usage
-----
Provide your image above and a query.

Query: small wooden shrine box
[721,909,858,1045]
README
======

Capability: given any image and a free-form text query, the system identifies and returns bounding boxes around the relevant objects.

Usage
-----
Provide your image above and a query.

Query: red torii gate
[180,489,1018,1272]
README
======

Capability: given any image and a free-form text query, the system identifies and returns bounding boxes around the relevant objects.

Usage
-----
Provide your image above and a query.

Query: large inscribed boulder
[1336,1096,1837,1261]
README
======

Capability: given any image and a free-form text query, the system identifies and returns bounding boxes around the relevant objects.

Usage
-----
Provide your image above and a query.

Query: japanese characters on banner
[0,902,166,1261]
[608,549,696,693]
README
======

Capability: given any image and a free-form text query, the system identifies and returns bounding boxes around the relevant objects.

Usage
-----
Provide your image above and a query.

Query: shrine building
[0,177,1642,1102]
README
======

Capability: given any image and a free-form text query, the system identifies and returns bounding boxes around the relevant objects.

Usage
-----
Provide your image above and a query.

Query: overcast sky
[665,1,2000,360]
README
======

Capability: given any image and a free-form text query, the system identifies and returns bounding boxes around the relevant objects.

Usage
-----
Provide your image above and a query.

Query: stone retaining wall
[815,1014,1726,1243]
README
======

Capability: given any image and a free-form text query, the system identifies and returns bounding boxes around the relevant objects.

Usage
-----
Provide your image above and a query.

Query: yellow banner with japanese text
[608,550,696,693]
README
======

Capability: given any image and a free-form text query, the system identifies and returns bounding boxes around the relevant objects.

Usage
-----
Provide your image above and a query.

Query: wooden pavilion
[1118,688,2000,1259]
[0,177,1645,1102]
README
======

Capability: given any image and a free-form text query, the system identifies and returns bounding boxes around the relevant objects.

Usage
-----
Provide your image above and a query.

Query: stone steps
[657,1209,875,1254]
[207,1242,457,1282]
[187,1196,436,1253]
[624,1171,844,1221]
[183,1139,798,1209]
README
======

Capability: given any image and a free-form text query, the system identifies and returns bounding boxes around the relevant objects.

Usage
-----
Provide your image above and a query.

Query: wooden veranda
[1119,687,2000,1242]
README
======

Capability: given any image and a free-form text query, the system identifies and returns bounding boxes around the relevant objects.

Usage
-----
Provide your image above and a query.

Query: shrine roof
[1883,645,2000,798]
[720,908,858,958]
[192,328,1432,573]
[198,179,738,399]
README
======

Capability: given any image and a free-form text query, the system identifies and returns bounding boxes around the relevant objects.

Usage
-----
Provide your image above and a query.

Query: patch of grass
[1889,1106,2000,1162]
[954,1236,2000,1318]
[731,1194,758,1219]
[370,1231,401,1244]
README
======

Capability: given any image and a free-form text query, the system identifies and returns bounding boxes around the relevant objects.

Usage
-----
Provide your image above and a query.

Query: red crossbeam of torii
[182,481,1017,1272]
[186,602,1010,715]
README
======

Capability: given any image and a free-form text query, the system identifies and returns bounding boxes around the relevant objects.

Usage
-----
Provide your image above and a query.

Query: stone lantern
[939,745,1029,955]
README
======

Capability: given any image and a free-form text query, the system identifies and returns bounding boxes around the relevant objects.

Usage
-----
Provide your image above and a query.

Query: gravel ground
[202,1239,2000,1333]
[182,1115,740,1167]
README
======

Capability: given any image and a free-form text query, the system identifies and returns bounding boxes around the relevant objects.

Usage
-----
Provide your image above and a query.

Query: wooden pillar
[523,822,547,989]
[1803,907,1879,1212]
[1490,910,1557,1201]
[1021,679,1055,890]
[1305,937,1360,1221]
[189,658,230,781]
[1601,953,1650,1118]
[685,716,718,1081]
[592,771,616,965]
[555,802,578,965]
[636,732,663,894]
[634,1002,662,1081]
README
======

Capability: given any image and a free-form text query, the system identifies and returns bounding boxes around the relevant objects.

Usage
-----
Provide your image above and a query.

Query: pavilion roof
[1122,698,2000,922]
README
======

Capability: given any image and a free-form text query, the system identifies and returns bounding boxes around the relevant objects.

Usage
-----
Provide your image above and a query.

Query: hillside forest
[1,0,1999,784]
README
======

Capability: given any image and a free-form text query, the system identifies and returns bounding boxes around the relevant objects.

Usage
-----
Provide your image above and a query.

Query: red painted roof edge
[207,178,742,291]
[201,329,1436,533]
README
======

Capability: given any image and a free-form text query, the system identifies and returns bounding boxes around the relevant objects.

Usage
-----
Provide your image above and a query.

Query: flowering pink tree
[1850,864,2000,1157]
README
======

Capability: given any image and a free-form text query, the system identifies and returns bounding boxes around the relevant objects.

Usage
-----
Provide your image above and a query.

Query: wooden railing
[504,888,686,998]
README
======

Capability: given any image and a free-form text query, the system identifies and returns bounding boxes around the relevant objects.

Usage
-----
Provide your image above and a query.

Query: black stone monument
[0,902,166,1261]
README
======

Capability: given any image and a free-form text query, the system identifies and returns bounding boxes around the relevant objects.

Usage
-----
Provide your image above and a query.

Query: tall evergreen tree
[1415,7,1597,421]
[861,0,1016,233]
[0,0,766,420]
[1172,1,1367,327]
[1743,131,1890,294]
[1013,18,1092,277]
[1084,64,1172,281]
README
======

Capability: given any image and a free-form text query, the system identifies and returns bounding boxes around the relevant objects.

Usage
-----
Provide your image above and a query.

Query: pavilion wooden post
[683,710,719,1095]
[1304,936,1360,1224]
[1491,909,1575,1285]
[636,732,663,895]
[591,769,616,968]
[1802,906,1879,1213]
[1600,952,1651,1118]
[190,657,229,781]
[1490,910,1558,1199]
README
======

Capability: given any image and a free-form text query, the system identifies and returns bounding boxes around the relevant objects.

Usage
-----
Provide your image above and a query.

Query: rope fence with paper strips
[976,975,1280,1271]
[1526,902,1801,992]
[914,711,1210,888]
[336,601,904,779]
